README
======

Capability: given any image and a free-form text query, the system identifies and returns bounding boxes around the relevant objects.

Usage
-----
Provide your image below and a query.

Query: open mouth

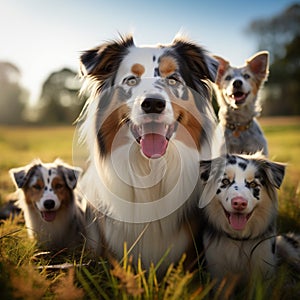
[130,122,176,158]
[230,91,249,104]
[223,208,253,231]
[41,211,57,222]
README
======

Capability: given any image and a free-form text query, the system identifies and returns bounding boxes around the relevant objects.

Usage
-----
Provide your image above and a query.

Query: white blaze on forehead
[35,164,62,212]
[115,46,166,83]
[225,160,256,184]
[41,164,59,187]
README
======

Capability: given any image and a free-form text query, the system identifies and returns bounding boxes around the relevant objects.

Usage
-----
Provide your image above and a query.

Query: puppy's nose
[231,196,247,211]
[233,80,243,89]
[141,97,166,114]
[44,199,55,210]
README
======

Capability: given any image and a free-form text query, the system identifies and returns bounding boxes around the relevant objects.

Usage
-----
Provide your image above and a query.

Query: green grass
[0,118,299,299]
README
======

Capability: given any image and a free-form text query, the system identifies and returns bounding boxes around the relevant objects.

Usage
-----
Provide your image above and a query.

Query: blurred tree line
[0,65,85,125]
[0,3,299,125]
[246,3,300,116]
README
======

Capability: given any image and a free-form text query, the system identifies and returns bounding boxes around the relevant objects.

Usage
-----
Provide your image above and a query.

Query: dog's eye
[225,75,232,81]
[248,181,258,188]
[54,183,64,190]
[167,77,177,85]
[221,178,231,186]
[124,76,138,86]
[243,73,250,79]
[167,76,179,86]
[32,184,42,191]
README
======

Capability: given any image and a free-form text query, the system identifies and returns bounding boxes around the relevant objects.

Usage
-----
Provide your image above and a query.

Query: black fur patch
[283,234,299,249]
[252,187,260,200]
[272,239,276,254]
[227,155,237,165]
[154,67,160,77]
[238,162,247,171]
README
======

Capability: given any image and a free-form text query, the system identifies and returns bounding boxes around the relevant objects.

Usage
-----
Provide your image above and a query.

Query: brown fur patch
[98,98,130,154]
[172,98,202,150]
[51,176,73,207]
[159,56,178,77]
[24,179,44,205]
[131,63,145,77]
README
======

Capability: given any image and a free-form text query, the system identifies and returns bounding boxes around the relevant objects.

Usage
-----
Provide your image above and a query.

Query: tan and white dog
[77,34,220,272]
[10,159,85,251]
[214,52,269,155]
[200,153,285,282]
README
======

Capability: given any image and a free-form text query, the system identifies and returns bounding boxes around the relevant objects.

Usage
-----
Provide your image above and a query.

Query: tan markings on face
[24,179,44,205]
[243,65,263,94]
[172,100,202,150]
[99,97,131,153]
[248,76,260,95]
[51,176,72,207]
[159,56,178,77]
[224,166,235,181]
[131,63,145,77]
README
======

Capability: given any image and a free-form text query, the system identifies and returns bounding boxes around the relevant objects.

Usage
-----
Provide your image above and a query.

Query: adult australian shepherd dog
[76,34,220,271]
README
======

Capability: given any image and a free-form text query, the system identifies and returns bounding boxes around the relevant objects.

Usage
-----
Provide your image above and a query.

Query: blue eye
[225,75,232,81]
[243,73,250,79]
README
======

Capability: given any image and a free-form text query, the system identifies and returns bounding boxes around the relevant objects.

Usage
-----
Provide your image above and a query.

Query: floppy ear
[264,161,286,189]
[213,55,229,86]
[171,37,219,83]
[199,156,226,208]
[57,162,82,190]
[9,163,39,189]
[79,35,135,81]
[246,51,269,81]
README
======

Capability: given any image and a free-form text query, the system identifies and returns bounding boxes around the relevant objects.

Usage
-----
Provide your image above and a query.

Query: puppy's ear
[199,156,226,208]
[79,34,134,80]
[264,161,286,189]
[213,55,229,86]
[9,164,38,189]
[246,51,269,81]
[58,163,82,190]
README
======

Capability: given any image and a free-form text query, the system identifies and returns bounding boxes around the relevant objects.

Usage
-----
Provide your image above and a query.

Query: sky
[0,0,296,104]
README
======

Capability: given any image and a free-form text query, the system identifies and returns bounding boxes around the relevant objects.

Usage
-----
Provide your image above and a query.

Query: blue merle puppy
[9,159,85,251]
[199,153,285,283]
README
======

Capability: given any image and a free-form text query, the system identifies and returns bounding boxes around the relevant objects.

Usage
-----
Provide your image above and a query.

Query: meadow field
[0,117,299,299]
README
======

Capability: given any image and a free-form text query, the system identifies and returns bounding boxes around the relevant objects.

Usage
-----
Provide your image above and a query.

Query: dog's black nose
[141,97,166,114]
[44,200,55,210]
[233,80,243,89]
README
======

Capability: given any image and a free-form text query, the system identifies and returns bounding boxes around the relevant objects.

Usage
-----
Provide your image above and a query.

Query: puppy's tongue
[232,92,247,103]
[141,134,168,158]
[229,213,247,231]
[140,123,168,158]
[41,211,56,222]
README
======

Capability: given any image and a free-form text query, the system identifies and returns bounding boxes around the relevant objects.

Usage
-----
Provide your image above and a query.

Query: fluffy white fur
[77,34,220,271]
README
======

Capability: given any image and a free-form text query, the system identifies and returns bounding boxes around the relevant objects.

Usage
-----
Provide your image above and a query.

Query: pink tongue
[41,211,56,222]
[234,93,246,102]
[140,133,168,158]
[229,213,247,230]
